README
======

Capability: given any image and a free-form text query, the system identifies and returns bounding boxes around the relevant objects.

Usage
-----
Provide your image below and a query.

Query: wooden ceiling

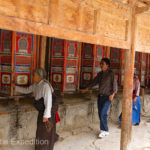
[0,0,149,52]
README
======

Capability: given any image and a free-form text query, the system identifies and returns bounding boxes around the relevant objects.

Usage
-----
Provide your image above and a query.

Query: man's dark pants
[97,95,111,131]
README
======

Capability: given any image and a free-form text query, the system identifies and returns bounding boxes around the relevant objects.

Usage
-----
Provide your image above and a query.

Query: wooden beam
[93,45,97,78]
[120,49,124,86]
[120,6,136,150]
[40,36,47,69]
[36,35,40,68]
[106,46,110,58]
[62,40,68,92]
[135,6,149,14]
[0,15,130,50]
[33,35,37,70]
[139,0,150,6]
[77,42,82,91]
[48,38,52,81]
[31,35,36,83]
[11,31,16,96]
[140,53,143,83]
[146,54,149,86]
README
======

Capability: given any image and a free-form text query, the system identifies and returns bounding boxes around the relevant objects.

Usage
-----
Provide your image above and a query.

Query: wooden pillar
[77,42,82,91]
[36,35,40,68]
[62,40,68,92]
[140,53,143,82]
[146,54,149,86]
[40,36,47,69]
[11,31,16,96]
[48,38,52,81]
[120,6,136,150]
[120,49,124,86]
[93,44,97,78]
[33,35,37,70]
[106,46,110,58]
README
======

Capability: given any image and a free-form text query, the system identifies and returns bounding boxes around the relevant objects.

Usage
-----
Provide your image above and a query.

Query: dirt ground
[54,116,150,150]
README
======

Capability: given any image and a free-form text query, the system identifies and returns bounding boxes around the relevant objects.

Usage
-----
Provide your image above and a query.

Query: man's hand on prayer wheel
[43,117,48,122]
[80,88,88,93]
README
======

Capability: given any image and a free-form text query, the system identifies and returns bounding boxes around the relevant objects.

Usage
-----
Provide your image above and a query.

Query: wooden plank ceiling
[0,0,149,52]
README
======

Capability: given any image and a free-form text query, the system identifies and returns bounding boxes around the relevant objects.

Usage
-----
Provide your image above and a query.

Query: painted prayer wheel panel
[94,45,106,78]
[81,43,94,88]
[64,41,79,92]
[0,30,12,94]
[51,38,80,92]
[110,47,121,85]
[51,38,64,91]
[15,32,33,87]
[0,29,36,95]
[81,43,106,88]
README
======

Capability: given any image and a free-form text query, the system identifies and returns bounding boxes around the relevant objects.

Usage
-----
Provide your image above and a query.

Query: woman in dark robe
[16,68,58,150]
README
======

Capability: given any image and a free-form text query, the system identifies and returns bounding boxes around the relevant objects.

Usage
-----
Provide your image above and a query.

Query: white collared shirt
[16,80,53,118]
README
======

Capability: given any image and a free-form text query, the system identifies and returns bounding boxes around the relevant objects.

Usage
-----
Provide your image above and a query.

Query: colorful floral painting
[83,73,91,81]
[53,74,62,83]
[66,75,74,83]
[2,74,11,84]
[17,75,28,85]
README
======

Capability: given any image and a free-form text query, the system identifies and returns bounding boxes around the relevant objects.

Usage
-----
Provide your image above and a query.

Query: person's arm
[43,84,52,122]
[88,72,100,90]
[81,72,100,93]
[134,78,140,96]
[15,84,34,94]
[133,78,140,102]
[109,73,118,101]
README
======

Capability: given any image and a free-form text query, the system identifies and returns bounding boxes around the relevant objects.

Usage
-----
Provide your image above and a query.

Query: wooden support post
[0,30,1,89]
[120,6,136,150]
[120,49,124,86]
[140,53,143,83]
[77,42,82,91]
[146,54,149,86]
[33,35,37,70]
[36,35,40,68]
[40,36,47,69]
[93,44,97,78]
[62,40,68,92]
[11,31,16,96]
[106,46,110,58]
[48,38,52,81]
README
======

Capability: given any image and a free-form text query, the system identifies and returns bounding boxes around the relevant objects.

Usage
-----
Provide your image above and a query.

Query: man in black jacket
[82,58,117,138]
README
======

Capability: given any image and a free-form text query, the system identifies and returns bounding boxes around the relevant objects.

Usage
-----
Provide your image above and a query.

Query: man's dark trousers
[97,95,111,131]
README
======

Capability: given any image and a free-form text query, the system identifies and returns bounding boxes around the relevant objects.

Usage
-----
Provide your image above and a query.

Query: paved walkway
[1,116,150,150]
[54,116,150,150]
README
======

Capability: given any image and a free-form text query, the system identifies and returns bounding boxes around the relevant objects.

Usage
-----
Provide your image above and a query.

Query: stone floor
[1,116,150,150]
[55,116,150,150]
